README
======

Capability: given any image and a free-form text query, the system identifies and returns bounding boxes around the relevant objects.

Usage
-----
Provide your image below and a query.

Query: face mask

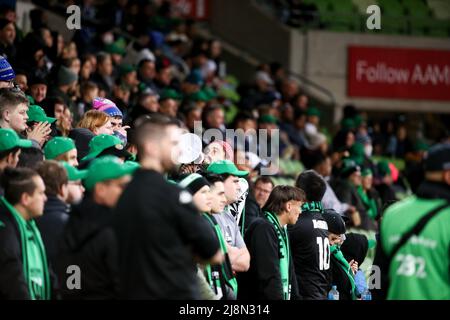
[364,144,373,157]
[102,32,114,45]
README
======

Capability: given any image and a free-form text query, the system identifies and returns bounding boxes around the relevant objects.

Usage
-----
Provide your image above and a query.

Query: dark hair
[254,176,274,188]
[17,147,44,169]
[203,173,224,185]
[0,146,20,162]
[302,150,327,170]
[1,167,39,205]
[263,185,305,214]
[202,104,223,127]
[0,88,29,120]
[295,170,326,202]
[36,160,68,197]
[233,111,256,128]
[96,52,111,65]
[135,114,180,155]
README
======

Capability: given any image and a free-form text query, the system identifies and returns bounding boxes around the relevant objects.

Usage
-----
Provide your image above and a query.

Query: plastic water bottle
[328,285,339,300]
[361,288,372,300]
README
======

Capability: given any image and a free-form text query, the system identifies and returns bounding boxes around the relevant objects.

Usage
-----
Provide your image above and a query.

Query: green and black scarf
[264,211,291,300]
[1,197,50,300]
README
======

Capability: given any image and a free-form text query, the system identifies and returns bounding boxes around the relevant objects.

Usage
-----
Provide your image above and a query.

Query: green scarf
[203,213,238,296]
[330,245,357,300]
[301,201,323,213]
[357,186,378,220]
[1,197,50,300]
[264,211,291,300]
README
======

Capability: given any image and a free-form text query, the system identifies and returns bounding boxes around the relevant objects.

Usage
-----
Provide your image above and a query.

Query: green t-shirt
[381,196,450,300]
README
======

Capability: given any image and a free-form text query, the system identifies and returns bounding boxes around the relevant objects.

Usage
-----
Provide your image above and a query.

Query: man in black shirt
[239,185,305,300]
[113,114,222,299]
[289,170,330,300]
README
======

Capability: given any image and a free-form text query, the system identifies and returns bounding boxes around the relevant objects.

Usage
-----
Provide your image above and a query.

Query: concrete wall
[210,0,291,76]
[209,0,450,122]
[290,30,450,121]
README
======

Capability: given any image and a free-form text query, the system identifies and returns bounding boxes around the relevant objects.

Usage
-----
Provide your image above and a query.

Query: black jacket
[238,217,299,300]
[329,253,354,300]
[113,169,220,299]
[56,196,119,299]
[0,202,31,299]
[331,178,376,231]
[242,190,262,235]
[288,210,330,300]
[36,196,70,267]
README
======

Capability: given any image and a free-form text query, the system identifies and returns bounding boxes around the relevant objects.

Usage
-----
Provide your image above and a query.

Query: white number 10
[317,237,330,270]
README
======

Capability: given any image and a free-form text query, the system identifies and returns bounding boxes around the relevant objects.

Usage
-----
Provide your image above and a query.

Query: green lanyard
[0,197,50,300]
[330,245,357,300]
[264,211,291,300]
[203,213,238,295]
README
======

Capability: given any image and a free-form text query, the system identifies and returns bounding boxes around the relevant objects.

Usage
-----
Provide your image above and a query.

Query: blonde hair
[77,110,109,133]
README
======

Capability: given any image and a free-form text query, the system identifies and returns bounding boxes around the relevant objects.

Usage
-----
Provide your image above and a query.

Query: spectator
[322,209,358,300]
[91,52,114,97]
[0,18,16,61]
[28,74,47,104]
[207,160,251,273]
[0,56,15,88]
[253,176,274,209]
[47,66,78,115]
[114,114,222,299]
[238,185,305,300]
[75,81,99,120]
[35,161,70,265]
[43,136,78,167]
[56,156,137,299]
[289,170,330,300]
[0,128,32,195]
[0,167,50,299]
[77,110,113,136]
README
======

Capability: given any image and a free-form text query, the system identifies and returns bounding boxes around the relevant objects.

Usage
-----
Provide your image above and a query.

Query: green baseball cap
[27,105,56,123]
[340,158,360,178]
[84,156,138,190]
[105,42,127,56]
[44,137,76,160]
[0,128,32,152]
[341,118,356,131]
[207,160,249,177]
[259,114,278,124]
[377,160,391,177]
[82,134,124,161]
[119,63,137,76]
[361,167,373,177]
[202,87,218,100]
[414,139,429,152]
[188,90,210,102]
[159,88,183,101]
[61,162,87,181]
[306,107,321,118]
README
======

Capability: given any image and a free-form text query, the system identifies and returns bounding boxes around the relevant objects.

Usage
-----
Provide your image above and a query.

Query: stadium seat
[378,0,408,34]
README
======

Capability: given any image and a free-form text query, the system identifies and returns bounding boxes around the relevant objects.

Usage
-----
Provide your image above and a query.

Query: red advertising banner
[172,0,210,20]
[348,46,450,100]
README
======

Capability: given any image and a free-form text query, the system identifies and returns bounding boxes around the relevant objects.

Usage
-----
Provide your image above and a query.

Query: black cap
[28,74,48,87]
[322,209,347,235]
[424,143,450,172]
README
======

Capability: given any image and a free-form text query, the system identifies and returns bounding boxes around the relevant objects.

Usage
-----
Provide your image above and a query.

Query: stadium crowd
[0,0,449,300]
